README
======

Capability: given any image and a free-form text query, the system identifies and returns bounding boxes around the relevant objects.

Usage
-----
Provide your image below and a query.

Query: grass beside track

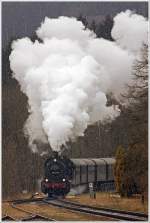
[66,192,148,214]
[2,202,31,220]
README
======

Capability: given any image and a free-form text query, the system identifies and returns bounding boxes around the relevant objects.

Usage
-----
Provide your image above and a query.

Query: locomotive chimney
[52,151,59,158]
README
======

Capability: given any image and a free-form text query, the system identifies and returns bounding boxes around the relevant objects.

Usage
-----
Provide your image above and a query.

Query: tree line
[114,45,148,202]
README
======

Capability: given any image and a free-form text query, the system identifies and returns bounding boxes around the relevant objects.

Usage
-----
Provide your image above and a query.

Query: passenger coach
[71,158,115,191]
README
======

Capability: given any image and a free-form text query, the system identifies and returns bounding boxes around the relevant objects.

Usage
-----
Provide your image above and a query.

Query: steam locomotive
[41,151,75,197]
[41,151,115,197]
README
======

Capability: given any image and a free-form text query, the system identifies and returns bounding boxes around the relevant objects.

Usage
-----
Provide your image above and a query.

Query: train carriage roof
[70,158,115,166]
[101,158,115,164]
[90,159,106,165]
[82,159,95,166]
[70,159,87,166]
[71,159,95,166]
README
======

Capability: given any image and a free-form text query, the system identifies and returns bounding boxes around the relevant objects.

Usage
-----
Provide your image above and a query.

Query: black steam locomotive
[41,151,115,197]
[41,151,74,197]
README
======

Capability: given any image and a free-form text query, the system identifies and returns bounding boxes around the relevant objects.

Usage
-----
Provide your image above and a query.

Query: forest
[2,14,148,200]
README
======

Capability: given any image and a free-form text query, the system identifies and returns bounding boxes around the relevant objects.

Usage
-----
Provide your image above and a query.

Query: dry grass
[3,193,33,201]
[66,192,148,214]
[2,203,30,220]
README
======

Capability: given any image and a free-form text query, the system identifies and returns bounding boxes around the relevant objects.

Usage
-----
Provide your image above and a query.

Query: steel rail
[59,198,148,218]
[44,198,148,221]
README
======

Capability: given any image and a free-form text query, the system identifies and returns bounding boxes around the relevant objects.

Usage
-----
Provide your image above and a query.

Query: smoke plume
[9,10,148,152]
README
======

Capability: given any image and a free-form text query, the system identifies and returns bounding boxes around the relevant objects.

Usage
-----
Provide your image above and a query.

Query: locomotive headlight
[54,159,56,162]
[62,178,66,182]
[45,178,48,182]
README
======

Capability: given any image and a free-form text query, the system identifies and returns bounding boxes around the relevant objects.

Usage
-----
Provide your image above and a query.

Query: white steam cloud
[9,10,148,152]
[111,10,148,53]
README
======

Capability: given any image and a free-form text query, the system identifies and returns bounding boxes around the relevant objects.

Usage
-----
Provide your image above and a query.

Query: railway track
[3,197,148,221]
[2,198,55,221]
[44,198,148,221]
